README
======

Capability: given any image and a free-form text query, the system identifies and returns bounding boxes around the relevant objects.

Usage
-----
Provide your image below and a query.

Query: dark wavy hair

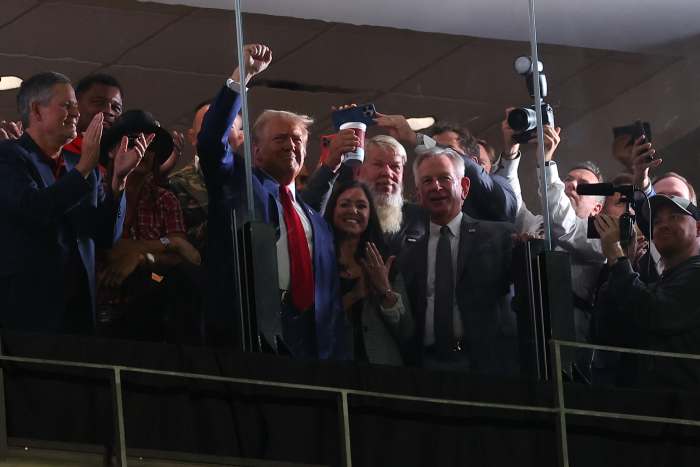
[324,180,389,264]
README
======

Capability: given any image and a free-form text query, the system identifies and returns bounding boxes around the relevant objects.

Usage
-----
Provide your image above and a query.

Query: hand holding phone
[332,103,377,131]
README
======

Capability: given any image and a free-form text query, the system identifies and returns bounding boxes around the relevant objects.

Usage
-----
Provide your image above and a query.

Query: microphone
[576,183,635,198]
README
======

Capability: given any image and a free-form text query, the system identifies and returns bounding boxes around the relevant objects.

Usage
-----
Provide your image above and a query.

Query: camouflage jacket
[168,160,208,254]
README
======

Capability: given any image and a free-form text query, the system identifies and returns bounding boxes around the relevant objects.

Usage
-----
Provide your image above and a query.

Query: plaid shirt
[126,181,186,240]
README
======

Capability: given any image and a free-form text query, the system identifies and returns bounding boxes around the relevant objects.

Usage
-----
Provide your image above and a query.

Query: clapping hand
[75,113,104,177]
[0,120,22,141]
[159,130,184,176]
[111,133,155,192]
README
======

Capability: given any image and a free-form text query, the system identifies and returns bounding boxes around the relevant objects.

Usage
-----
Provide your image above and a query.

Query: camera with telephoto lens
[508,56,555,144]
[508,103,555,144]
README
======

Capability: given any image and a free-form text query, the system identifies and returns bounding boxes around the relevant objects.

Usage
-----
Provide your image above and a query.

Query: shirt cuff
[379,294,403,324]
[415,133,437,152]
[544,162,561,184]
[225,79,248,93]
[500,150,522,161]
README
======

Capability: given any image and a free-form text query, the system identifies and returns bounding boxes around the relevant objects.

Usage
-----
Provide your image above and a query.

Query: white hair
[412,147,465,185]
[366,135,407,165]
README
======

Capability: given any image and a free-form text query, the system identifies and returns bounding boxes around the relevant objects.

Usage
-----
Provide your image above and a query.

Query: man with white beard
[304,134,426,254]
[356,135,426,253]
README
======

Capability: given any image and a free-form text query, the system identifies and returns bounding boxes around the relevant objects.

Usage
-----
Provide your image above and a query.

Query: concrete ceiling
[145,0,700,53]
[1,0,699,210]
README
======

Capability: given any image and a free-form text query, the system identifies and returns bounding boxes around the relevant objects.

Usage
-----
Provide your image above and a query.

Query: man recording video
[594,195,700,388]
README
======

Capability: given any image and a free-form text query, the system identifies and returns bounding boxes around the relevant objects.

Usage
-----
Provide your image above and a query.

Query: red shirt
[63,135,107,178]
[125,181,186,241]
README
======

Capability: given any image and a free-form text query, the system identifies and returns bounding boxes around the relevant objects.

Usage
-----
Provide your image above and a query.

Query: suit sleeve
[197,85,243,190]
[539,162,605,263]
[299,164,339,214]
[378,272,415,342]
[463,158,518,223]
[0,149,92,228]
[91,170,126,247]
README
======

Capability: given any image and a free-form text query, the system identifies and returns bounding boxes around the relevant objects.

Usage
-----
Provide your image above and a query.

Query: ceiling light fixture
[0,76,22,91]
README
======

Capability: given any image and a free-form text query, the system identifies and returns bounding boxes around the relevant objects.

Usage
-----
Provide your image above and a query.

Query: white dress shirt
[276,183,314,291]
[493,154,543,235]
[424,212,465,346]
[538,162,606,340]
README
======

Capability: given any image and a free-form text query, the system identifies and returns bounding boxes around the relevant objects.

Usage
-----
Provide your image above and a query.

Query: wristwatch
[415,133,437,149]
[159,237,171,250]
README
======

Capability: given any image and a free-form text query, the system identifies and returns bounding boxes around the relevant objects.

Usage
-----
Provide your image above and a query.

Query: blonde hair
[252,110,313,143]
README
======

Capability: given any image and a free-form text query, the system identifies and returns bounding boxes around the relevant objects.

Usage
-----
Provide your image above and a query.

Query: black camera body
[508,103,555,144]
[587,212,635,244]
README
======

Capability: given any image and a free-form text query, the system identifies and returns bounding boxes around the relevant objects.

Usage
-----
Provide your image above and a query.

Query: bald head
[188,102,244,151]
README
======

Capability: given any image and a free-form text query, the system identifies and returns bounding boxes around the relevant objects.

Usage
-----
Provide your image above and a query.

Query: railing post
[0,336,8,461]
[338,391,352,467]
[111,368,128,467]
[551,341,570,467]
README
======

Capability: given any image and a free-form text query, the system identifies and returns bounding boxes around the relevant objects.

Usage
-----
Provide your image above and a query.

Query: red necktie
[279,186,314,311]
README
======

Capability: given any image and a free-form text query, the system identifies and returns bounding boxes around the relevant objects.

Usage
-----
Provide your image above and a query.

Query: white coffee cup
[339,122,366,167]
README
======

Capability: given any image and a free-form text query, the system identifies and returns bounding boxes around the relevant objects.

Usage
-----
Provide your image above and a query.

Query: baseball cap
[642,194,700,222]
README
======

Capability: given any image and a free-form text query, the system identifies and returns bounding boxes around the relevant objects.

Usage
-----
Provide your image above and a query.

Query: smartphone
[612,120,652,146]
[332,104,377,131]
[319,134,336,164]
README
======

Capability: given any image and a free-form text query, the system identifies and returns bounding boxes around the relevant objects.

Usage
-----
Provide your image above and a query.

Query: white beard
[371,188,404,234]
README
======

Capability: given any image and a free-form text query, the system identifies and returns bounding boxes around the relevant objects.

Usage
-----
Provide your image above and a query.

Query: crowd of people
[1,42,699,388]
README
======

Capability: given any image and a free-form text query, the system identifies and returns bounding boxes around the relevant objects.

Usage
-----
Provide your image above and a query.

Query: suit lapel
[24,150,56,188]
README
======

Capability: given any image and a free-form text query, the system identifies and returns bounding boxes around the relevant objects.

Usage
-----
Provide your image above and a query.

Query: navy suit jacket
[0,134,125,332]
[197,85,347,359]
[462,159,517,223]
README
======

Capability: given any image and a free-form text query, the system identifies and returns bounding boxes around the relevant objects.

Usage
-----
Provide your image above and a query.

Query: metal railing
[0,340,699,466]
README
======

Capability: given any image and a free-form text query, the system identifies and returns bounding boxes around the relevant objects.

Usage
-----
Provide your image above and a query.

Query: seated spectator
[325,180,413,365]
[375,114,517,223]
[97,110,201,340]
[398,147,517,374]
[0,71,142,333]
[198,44,346,358]
[595,195,700,388]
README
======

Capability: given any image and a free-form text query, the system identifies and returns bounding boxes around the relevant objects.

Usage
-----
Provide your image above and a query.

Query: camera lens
[507,107,537,133]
